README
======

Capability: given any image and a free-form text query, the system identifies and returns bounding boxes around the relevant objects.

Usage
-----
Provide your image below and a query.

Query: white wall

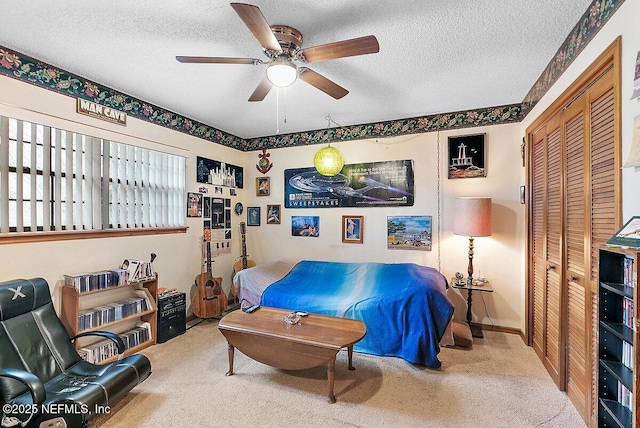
[520,0,640,219]
[0,76,248,309]
[243,124,526,330]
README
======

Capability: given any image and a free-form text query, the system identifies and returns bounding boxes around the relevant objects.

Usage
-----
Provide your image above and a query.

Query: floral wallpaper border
[0,0,623,152]
[521,0,624,115]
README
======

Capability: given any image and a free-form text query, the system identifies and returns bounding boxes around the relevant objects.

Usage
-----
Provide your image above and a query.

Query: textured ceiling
[0,0,593,139]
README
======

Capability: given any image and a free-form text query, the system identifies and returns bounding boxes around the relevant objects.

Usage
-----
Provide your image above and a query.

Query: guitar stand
[186,300,242,330]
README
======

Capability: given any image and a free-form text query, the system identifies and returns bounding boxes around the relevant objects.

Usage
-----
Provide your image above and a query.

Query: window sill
[0,227,187,245]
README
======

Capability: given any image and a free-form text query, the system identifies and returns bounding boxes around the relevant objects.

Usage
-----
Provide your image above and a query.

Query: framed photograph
[266,204,281,224]
[247,206,261,226]
[342,215,364,244]
[196,156,243,188]
[256,177,270,196]
[387,216,432,251]
[448,133,486,179]
[187,192,202,217]
[291,215,319,237]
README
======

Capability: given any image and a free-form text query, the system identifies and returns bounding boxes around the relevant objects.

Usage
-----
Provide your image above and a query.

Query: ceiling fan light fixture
[266,57,298,87]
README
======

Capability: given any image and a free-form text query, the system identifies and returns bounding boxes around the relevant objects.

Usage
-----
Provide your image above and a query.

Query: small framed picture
[292,215,319,237]
[187,192,202,217]
[342,215,363,244]
[266,204,281,224]
[448,133,486,179]
[247,206,261,226]
[256,177,270,196]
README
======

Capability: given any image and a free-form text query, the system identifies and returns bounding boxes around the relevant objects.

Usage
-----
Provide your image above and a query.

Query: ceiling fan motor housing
[270,25,304,57]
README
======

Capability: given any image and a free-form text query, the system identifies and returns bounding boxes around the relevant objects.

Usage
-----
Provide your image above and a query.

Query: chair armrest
[0,368,45,427]
[71,331,126,359]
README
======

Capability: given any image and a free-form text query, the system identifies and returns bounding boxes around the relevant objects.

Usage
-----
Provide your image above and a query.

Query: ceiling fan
[176,2,379,102]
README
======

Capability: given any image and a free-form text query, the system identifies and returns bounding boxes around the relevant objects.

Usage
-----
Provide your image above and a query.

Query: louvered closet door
[544,116,564,387]
[563,96,589,417]
[587,70,619,424]
[530,117,564,388]
[528,41,620,425]
[531,128,547,362]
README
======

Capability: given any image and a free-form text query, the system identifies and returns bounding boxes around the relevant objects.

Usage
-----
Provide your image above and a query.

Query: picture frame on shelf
[267,204,281,224]
[342,215,363,244]
[606,216,640,248]
[256,177,270,196]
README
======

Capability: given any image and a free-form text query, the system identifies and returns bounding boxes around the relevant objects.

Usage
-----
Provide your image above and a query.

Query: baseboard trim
[472,322,526,342]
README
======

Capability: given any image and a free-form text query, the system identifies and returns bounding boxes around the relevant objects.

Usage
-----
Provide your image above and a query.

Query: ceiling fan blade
[248,77,272,102]
[299,68,348,99]
[300,35,379,63]
[176,56,258,64]
[230,3,281,52]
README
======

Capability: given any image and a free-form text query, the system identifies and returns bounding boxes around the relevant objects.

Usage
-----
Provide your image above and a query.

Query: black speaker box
[157,292,186,344]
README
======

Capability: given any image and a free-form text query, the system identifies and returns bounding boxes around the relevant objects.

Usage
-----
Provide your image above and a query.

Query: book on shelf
[78,322,151,364]
[64,269,126,293]
[622,341,634,370]
[121,259,155,283]
[623,296,634,329]
[623,255,635,287]
[77,294,151,332]
[618,381,633,410]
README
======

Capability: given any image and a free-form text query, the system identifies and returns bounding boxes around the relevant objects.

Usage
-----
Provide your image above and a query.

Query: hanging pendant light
[314,145,344,176]
[314,115,344,176]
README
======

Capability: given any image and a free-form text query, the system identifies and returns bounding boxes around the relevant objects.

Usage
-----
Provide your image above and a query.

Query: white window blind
[0,115,186,234]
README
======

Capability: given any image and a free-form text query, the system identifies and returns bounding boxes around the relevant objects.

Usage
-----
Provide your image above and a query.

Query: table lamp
[453,197,492,285]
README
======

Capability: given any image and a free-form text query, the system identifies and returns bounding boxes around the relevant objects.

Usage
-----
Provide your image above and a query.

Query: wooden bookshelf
[60,274,158,364]
[598,248,638,427]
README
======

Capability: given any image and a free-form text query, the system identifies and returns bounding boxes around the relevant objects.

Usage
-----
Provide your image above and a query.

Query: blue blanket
[261,260,454,368]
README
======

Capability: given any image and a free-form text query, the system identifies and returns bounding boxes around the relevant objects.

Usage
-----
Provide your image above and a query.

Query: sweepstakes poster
[284,160,414,208]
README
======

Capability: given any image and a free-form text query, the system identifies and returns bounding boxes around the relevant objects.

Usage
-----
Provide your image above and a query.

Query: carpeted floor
[92,320,586,427]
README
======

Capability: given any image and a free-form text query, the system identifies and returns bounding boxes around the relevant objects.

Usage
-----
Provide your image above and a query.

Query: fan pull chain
[283,87,287,124]
[276,89,281,134]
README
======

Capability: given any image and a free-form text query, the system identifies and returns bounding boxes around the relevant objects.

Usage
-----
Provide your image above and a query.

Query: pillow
[451,321,473,347]
[439,317,455,347]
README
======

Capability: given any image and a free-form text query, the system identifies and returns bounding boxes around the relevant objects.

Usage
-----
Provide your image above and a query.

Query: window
[0,116,185,236]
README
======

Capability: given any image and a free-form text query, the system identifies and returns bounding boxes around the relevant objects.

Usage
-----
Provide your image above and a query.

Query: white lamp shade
[314,146,344,176]
[453,197,492,237]
[266,61,298,87]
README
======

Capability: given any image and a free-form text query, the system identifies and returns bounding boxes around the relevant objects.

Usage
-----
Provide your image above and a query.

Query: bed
[233,260,455,368]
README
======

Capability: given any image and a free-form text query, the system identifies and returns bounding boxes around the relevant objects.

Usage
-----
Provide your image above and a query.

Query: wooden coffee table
[218,306,366,403]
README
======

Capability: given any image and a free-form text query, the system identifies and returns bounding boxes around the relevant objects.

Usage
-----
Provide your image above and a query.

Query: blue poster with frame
[284,160,414,208]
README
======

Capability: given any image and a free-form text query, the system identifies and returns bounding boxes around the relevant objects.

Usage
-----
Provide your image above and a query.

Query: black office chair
[0,278,151,428]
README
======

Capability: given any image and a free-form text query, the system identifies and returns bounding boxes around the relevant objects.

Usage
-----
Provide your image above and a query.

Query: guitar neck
[240,222,249,269]
[206,241,213,280]
[241,234,248,268]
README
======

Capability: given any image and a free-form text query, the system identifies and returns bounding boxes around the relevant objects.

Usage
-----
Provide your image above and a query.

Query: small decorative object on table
[283,312,301,325]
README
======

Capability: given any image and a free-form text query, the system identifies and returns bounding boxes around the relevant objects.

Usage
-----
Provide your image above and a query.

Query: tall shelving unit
[598,247,638,427]
[60,274,158,364]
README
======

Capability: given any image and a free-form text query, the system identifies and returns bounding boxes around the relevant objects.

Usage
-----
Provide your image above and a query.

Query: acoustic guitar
[233,222,256,275]
[193,228,227,319]
[231,222,256,303]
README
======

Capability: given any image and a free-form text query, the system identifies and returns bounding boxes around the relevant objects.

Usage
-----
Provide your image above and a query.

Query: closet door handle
[546,265,556,271]
[568,275,576,282]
